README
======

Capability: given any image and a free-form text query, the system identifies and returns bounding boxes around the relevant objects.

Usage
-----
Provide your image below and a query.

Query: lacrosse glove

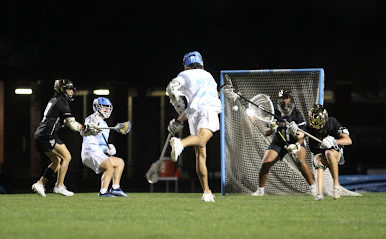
[80,123,101,136]
[223,86,239,102]
[269,120,279,133]
[286,121,299,137]
[168,119,183,136]
[320,136,338,149]
[285,142,301,154]
[105,144,116,156]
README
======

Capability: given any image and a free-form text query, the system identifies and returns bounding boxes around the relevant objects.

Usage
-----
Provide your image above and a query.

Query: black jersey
[270,107,306,147]
[34,95,73,138]
[305,117,342,155]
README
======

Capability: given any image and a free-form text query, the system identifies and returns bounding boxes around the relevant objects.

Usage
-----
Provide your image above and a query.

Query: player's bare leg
[180,128,213,149]
[99,159,114,191]
[296,147,315,186]
[252,150,279,196]
[325,150,341,199]
[259,149,279,188]
[325,150,340,187]
[109,156,125,186]
[314,154,326,200]
[195,146,209,192]
[52,143,72,188]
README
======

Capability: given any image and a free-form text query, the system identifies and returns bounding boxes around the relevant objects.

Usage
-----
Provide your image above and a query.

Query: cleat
[110,188,128,197]
[333,186,341,200]
[251,188,264,196]
[98,192,116,197]
[201,192,215,202]
[314,194,324,201]
[170,137,183,162]
[32,182,46,197]
[53,185,74,196]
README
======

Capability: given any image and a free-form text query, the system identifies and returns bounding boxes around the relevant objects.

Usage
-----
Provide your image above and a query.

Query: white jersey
[81,113,110,155]
[175,69,222,117]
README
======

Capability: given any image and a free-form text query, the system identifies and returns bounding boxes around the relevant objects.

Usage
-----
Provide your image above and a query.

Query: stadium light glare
[93,89,110,95]
[15,88,33,95]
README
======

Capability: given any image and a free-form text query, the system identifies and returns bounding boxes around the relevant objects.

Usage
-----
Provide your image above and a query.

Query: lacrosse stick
[146,133,172,184]
[223,85,325,144]
[94,121,132,135]
[243,94,301,164]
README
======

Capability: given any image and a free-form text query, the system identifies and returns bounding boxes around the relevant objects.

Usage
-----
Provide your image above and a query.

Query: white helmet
[93,97,113,119]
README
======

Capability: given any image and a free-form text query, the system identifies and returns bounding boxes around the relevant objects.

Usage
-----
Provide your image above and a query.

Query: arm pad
[65,117,82,132]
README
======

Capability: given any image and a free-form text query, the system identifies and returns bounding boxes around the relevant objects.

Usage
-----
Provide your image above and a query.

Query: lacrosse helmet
[54,79,76,101]
[93,97,113,119]
[183,51,203,68]
[277,89,294,116]
[308,104,328,129]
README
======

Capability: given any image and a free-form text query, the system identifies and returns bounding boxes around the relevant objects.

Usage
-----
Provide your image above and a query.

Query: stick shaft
[159,133,172,161]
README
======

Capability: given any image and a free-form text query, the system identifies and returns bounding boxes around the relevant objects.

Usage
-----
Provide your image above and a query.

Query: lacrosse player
[32,79,94,197]
[306,104,352,200]
[252,90,316,196]
[81,97,128,197]
[166,51,221,202]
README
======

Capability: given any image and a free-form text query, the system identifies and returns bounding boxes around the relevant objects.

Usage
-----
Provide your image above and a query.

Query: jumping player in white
[32,79,93,197]
[166,51,222,202]
[81,97,128,197]
[306,104,352,200]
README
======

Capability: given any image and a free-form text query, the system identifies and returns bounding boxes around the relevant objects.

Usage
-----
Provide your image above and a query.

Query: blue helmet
[93,97,113,119]
[182,51,203,68]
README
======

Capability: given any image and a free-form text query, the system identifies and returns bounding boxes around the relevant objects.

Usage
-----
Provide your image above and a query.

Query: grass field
[0,192,385,239]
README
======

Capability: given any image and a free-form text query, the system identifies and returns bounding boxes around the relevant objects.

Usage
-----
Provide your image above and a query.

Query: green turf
[0,192,385,239]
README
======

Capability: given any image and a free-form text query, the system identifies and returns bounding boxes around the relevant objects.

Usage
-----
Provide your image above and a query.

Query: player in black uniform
[252,90,316,196]
[306,104,352,200]
[32,79,98,197]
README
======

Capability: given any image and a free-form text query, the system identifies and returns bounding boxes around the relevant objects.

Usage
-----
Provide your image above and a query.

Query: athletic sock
[112,184,120,190]
[100,188,108,194]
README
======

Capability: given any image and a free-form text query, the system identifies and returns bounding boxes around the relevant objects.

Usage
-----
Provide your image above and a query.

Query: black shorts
[268,141,305,160]
[34,135,64,153]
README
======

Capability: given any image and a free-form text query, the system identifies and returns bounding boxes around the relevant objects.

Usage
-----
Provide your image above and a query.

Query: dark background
[1,1,385,193]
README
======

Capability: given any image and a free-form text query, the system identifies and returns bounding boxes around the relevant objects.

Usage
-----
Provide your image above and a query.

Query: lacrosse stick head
[146,161,161,184]
[246,94,275,124]
[116,121,132,134]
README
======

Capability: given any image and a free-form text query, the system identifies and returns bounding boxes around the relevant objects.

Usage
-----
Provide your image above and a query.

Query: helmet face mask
[182,51,203,69]
[277,90,294,116]
[93,97,113,119]
[308,104,328,129]
[54,79,76,101]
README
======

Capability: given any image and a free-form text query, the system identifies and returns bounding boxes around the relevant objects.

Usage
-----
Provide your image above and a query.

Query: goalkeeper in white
[166,51,222,202]
[81,97,128,197]
[306,104,352,200]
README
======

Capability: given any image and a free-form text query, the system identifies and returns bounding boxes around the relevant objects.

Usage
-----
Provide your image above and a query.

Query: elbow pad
[66,117,82,132]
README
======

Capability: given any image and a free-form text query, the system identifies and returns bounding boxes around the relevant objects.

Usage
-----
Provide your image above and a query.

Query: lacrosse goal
[220,69,359,196]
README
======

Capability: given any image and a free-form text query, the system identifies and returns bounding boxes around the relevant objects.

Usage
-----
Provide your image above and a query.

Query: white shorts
[188,110,220,135]
[81,150,109,174]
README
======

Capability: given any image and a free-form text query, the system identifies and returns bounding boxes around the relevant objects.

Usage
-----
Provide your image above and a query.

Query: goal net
[220,69,360,197]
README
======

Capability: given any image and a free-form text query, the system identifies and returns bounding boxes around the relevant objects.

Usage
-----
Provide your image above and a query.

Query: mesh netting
[222,69,360,196]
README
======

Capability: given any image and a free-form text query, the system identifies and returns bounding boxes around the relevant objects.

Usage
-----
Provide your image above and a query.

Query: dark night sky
[1,0,385,99]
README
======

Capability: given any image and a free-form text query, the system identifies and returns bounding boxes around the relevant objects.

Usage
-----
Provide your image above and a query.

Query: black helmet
[277,89,294,116]
[54,79,76,101]
[308,104,328,129]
